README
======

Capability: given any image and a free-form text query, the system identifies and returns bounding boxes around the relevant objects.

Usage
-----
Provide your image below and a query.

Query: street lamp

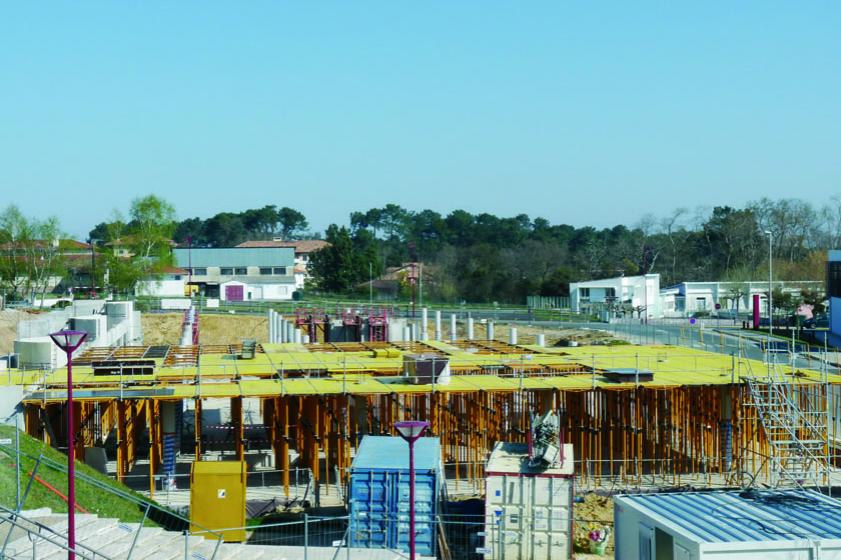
[49,329,88,560]
[394,420,429,560]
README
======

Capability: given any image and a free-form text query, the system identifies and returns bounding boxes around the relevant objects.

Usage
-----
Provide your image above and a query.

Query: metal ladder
[743,349,831,491]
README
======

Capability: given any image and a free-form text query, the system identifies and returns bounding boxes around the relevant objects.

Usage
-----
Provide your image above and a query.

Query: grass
[0,425,160,524]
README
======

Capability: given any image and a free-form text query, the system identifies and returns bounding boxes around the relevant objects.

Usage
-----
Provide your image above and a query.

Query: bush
[292,290,303,301]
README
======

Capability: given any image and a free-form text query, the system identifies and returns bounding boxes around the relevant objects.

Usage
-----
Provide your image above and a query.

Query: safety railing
[0,503,114,560]
[0,442,224,560]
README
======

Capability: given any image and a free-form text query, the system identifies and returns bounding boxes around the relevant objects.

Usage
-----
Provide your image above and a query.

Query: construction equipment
[529,410,561,468]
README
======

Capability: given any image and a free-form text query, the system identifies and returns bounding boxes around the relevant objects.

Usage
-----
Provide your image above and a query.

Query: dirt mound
[0,309,32,353]
[142,312,268,346]
[573,492,614,557]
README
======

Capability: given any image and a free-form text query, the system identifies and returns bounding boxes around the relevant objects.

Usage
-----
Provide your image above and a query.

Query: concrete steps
[1,509,416,560]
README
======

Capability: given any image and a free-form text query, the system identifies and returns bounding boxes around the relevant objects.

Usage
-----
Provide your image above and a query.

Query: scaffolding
[743,349,831,491]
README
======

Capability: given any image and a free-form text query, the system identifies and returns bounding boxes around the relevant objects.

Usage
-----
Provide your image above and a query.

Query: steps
[743,356,830,490]
[0,509,418,560]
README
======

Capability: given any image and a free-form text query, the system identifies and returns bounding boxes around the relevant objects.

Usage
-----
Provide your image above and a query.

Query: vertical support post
[487,321,494,341]
[231,397,243,461]
[450,314,457,342]
[194,398,202,460]
[509,327,517,345]
[421,307,428,341]
[116,400,127,482]
[467,318,474,340]
[434,310,442,341]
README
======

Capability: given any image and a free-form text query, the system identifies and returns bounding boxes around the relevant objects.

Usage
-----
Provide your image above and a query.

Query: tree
[0,206,67,304]
[127,195,177,260]
[202,213,247,247]
[308,225,356,292]
[277,207,308,239]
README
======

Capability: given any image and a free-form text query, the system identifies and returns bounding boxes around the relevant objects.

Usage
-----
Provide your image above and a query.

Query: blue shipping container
[348,436,442,557]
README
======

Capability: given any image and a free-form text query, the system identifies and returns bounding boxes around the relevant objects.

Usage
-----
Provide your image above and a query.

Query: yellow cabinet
[189,461,246,542]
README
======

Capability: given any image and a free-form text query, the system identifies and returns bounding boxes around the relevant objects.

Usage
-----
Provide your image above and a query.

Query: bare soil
[142,312,268,346]
[0,309,37,353]
[573,492,615,558]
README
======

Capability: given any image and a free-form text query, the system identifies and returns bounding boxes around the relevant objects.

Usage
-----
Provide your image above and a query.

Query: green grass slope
[0,425,157,524]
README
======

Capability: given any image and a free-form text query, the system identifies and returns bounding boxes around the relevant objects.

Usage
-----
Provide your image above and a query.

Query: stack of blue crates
[348,436,442,557]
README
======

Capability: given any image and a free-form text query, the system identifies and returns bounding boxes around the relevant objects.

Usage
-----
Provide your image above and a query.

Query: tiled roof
[235,240,329,253]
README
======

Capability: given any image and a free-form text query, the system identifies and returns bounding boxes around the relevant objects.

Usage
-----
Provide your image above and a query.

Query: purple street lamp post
[49,330,88,560]
[394,420,429,560]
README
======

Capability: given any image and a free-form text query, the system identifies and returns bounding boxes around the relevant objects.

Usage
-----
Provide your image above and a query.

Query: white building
[570,274,662,319]
[660,280,822,318]
[135,267,188,297]
[235,239,329,289]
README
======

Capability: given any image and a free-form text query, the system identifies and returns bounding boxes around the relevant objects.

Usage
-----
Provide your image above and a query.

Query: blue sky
[1,2,839,238]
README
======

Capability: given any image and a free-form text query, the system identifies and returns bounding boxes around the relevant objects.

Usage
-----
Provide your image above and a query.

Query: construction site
[3,304,841,559]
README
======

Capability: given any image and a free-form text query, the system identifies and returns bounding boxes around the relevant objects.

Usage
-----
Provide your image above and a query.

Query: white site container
[484,442,574,560]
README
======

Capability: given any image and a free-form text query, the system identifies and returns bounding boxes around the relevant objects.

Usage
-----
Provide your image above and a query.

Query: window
[580,288,590,297]
[220,268,233,276]
[260,267,273,275]
[696,297,707,310]
[273,267,287,275]
[234,267,247,275]
[193,267,207,276]
[829,261,841,298]
[605,287,616,298]
[173,275,181,280]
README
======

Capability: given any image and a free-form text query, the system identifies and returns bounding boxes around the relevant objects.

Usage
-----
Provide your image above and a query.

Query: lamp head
[49,330,88,352]
[394,420,429,443]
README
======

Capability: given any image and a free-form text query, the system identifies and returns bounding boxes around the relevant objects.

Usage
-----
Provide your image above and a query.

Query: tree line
[1,196,838,304]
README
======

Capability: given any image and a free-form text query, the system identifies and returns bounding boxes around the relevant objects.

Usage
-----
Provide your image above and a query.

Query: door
[639,523,654,560]
[225,284,244,301]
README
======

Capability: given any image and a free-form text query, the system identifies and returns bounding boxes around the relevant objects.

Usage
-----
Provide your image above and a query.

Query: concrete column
[467,317,474,340]
[268,310,275,344]
[450,314,457,342]
[421,308,428,341]
[434,310,442,341]
[286,321,294,343]
[293,329,302,344]
[403,326,411,342]
[509,327,518,345]
[487,321,495,341]
[536,333,546,347]
[302,334,310,344]
[409,323,417,341]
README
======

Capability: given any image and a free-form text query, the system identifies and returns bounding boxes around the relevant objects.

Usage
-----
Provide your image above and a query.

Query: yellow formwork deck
[9,341,840,404]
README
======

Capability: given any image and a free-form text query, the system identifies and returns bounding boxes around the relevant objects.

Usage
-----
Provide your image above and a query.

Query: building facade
[569,274,662,319]
[660,280,822,317]
[235,239,328,288]
[173,247,296,301]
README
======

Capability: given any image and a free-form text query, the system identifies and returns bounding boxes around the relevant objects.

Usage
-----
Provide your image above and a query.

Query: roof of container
[351,436,441,472]
[617,490,841,543]
[486,442,574,476]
